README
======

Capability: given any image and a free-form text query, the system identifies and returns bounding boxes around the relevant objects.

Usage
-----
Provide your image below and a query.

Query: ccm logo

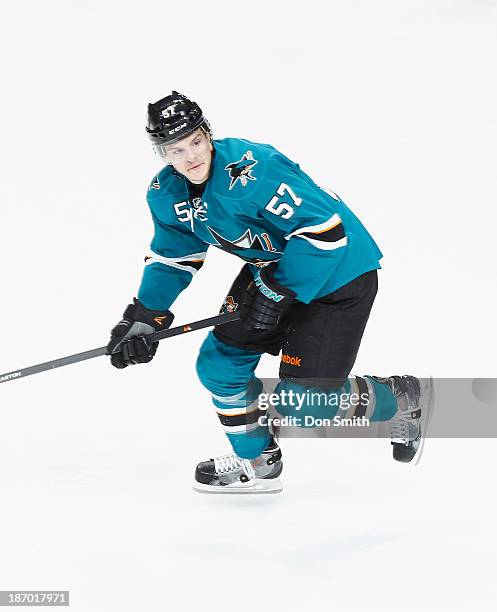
[281,354,302,367]
[168,122,187,135]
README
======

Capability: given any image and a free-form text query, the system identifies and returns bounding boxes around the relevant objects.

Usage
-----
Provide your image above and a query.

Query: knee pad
[196,334,222,395]
[196,331,262,398]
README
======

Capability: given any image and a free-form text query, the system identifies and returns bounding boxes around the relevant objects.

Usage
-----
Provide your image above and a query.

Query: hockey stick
[0,310,240,385]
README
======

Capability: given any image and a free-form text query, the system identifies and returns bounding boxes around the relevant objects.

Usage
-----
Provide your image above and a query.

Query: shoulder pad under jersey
[210,138,290,202]
[146,165,186,201]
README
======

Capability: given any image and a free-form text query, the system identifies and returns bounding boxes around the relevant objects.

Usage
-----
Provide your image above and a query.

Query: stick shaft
[0,311,240,385]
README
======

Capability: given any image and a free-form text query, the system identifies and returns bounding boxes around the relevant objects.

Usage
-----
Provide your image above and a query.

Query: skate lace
[214,453,256,479]
[391,416,409,445]
[390,376,421,445]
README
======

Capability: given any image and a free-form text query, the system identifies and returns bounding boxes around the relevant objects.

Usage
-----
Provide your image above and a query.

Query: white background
[1,1,496,610]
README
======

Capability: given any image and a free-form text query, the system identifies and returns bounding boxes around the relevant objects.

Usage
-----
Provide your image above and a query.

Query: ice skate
[375,375,434,463]
[193,438,283,494]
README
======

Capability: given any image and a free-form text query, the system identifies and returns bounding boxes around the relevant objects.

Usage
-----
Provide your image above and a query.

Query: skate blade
[413,377,435,466]
[192,477,283,494]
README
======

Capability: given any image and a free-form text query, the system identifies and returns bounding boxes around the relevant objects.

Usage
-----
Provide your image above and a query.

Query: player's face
[165,129,213,184]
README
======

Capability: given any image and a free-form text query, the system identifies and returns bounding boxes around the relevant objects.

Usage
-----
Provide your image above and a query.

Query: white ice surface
[1,1,497,610]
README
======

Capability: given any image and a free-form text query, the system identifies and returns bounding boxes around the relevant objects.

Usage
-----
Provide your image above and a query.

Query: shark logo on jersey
[224,151,258,190]
[208,227,282,267]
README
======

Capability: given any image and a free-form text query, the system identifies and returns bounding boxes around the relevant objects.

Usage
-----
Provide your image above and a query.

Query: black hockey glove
[242,266,296,332]
[106,298,174,369]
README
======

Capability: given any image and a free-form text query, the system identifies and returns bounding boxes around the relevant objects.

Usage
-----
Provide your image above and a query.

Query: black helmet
[146,91,212,154]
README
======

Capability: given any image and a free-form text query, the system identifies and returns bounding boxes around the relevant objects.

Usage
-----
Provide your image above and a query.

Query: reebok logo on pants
[281,354,302,367]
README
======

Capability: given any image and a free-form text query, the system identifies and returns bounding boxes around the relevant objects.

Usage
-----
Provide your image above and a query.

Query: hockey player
[106,92,433,493]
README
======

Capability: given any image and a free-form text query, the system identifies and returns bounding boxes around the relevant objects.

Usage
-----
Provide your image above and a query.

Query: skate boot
[374,375,434,463]
[193,438,283,494]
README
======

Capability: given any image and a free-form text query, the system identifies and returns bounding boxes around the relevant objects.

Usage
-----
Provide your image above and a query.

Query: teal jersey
[137,138,383,310]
